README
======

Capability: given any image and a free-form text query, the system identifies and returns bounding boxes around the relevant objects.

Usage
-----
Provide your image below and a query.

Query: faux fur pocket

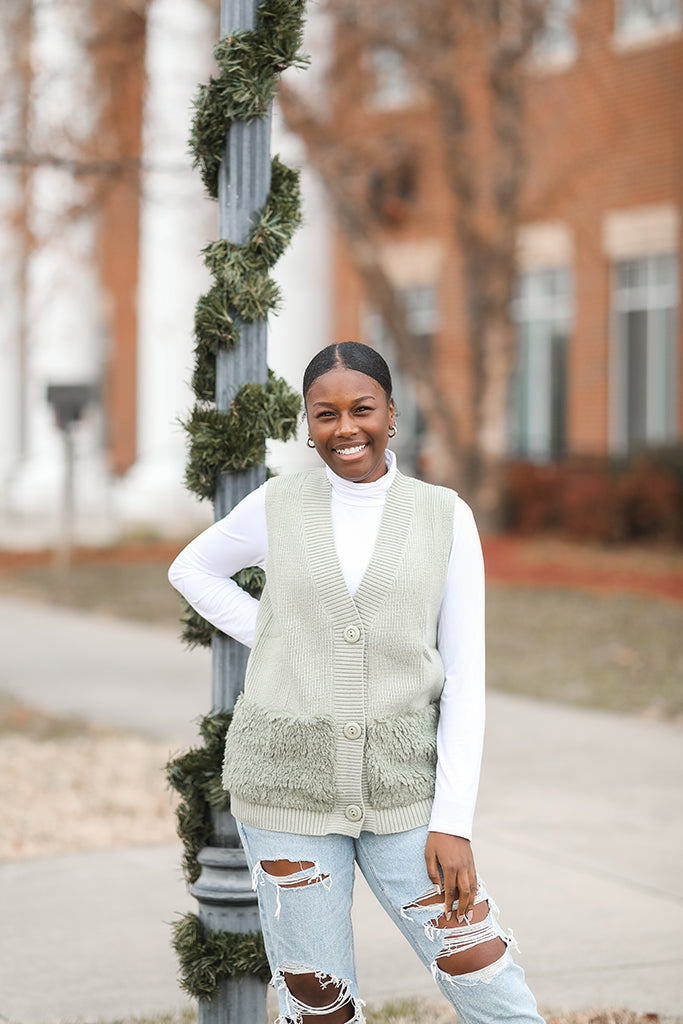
[222,695,337,811]
[365,703,439,810]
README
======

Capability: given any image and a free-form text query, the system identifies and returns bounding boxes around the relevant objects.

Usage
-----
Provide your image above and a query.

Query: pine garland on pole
[166,0,307,1013]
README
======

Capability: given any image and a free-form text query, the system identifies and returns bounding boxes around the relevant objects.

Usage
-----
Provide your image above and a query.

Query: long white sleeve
[167,484,268,648]
[429,498,486,841]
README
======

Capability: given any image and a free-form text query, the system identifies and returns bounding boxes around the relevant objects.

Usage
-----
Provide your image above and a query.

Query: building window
[533,0,578,65]
[613,253,679,453]
[510,267,572,461]
[366,284,438,473]
[367,46,414,110]
[616,0,682,41]
[402,284,438,354]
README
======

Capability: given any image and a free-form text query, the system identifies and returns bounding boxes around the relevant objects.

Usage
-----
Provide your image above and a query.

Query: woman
[169,342,544,1024]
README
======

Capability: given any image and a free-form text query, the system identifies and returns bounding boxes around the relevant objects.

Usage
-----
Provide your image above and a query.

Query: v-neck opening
[302,469,415,626]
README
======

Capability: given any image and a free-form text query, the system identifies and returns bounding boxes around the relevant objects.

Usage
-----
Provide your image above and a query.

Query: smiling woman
[305,363,395,483]
[168,342,544,1024]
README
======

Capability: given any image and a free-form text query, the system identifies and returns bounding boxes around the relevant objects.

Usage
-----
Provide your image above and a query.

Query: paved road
[1,595,682,1022]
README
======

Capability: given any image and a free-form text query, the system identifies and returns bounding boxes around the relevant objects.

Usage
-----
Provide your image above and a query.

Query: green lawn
[0,559,681,721]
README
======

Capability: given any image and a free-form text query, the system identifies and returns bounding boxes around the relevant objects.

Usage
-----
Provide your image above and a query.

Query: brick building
[329,0,682,472]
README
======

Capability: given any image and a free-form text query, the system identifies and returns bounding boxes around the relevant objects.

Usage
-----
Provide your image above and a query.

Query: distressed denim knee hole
[260,859,330,888]
[252,859,332,918]
[432,947,510,987]
[274,967,364,1023]
[401,879,488,928]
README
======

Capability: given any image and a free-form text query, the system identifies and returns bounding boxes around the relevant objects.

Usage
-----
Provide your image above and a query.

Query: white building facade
[0,0,331,549]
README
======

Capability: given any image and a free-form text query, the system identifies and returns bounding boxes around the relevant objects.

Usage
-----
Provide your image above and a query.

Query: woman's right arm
[167,482,268,648]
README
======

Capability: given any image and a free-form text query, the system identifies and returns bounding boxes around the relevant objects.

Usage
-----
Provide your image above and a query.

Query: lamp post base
[191,845,268,1024]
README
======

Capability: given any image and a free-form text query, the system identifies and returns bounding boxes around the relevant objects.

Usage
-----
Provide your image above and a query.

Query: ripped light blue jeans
[237,822,545,1024]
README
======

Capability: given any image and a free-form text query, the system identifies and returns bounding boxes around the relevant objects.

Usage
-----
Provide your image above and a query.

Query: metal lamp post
[46,383,96,571]
[188,1,272,1021]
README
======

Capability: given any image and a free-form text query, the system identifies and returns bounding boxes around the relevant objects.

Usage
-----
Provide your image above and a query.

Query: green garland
[168,0,307,1001]
[172,914,270,998]
[189,0,308,198]
[184,370,301,500]
[192,156,303,400]
[166,713,234,884]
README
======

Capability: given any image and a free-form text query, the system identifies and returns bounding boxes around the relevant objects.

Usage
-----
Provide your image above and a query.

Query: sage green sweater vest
[222,467,456,837]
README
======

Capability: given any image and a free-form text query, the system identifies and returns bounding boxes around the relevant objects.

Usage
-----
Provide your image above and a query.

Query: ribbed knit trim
[230,795,435,838]
[299,470,422,823]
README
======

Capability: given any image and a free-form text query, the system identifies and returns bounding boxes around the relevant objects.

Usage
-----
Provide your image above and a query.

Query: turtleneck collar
[325,449,397,505]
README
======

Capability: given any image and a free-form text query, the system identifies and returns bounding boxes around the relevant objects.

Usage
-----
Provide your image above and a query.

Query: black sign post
[46,384,96,570]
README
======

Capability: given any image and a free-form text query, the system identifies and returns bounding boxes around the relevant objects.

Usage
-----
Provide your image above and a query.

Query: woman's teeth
[334,443,367,456]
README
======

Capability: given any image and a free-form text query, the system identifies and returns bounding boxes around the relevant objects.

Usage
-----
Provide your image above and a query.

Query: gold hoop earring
[307,437,316,449]
[388,425,397,438]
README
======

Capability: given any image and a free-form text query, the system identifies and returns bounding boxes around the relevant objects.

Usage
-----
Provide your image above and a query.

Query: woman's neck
[326,450,396,502]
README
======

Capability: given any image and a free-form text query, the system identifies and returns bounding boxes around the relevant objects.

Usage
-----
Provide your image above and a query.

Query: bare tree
[282,0,550,527]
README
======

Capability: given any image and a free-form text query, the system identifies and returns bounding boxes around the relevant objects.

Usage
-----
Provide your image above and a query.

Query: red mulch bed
[0,536,681,605]
[482,536,683,604]
[0,540,185,572]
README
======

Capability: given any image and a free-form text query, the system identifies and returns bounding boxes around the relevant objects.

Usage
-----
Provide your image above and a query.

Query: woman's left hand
[424,831,477,923]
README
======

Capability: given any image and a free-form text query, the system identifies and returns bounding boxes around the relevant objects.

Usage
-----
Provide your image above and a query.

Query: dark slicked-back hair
[302,342,393,402]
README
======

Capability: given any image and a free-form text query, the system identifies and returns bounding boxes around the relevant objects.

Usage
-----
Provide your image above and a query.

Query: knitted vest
[222,468,456,837]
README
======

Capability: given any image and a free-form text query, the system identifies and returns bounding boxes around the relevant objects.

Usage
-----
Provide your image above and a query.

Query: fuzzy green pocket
[222,695,337,811]
[365,703,439,810]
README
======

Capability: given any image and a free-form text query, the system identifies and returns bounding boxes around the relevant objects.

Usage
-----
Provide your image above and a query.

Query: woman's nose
[335,413,356,436]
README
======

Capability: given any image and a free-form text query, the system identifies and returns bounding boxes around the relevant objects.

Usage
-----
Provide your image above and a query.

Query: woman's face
[305,366,395,483]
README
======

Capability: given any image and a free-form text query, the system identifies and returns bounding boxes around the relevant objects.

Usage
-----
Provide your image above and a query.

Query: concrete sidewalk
[1,595,682,1022]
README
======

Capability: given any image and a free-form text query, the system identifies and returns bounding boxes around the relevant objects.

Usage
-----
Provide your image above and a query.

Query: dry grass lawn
[1,554,680,720]
[103,1001,679,1024]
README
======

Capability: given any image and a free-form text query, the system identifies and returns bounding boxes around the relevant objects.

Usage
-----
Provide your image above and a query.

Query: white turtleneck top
[168,451,485,841]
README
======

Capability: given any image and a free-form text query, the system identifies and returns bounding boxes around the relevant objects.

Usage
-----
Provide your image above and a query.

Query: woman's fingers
[424,834,442,887]
[454,866,476,922]
[426,832,477,922]
[444,866,459,922]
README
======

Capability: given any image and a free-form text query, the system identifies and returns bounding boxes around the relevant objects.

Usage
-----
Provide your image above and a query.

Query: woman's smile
[331,442,369,457]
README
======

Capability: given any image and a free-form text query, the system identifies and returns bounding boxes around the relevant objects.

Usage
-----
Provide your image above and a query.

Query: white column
[267,4,333,474]
[266,107,333,475]
[4,0,113,548]
[115,0,217,535]
[0,1,29,502]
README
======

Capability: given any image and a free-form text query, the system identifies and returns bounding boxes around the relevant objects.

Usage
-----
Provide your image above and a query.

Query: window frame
[529,0,579,72]
[609,252,679,454]
[509,265,573,462]
[366,45,416,111]
[613,0,682,48]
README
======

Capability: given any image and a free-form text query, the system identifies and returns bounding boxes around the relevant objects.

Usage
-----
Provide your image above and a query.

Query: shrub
[560,466,617,542]
[503,462,563,534]
[502,446,683,544]
[616,461,682,542]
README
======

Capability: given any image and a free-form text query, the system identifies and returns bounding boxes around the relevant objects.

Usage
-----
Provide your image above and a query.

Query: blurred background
[0,0,681,548]
[1,4,682,1021]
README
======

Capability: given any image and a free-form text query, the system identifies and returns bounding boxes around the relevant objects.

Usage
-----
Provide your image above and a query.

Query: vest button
[344,804,363,822]
[343,721,362,740]
[343,624,361,644]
